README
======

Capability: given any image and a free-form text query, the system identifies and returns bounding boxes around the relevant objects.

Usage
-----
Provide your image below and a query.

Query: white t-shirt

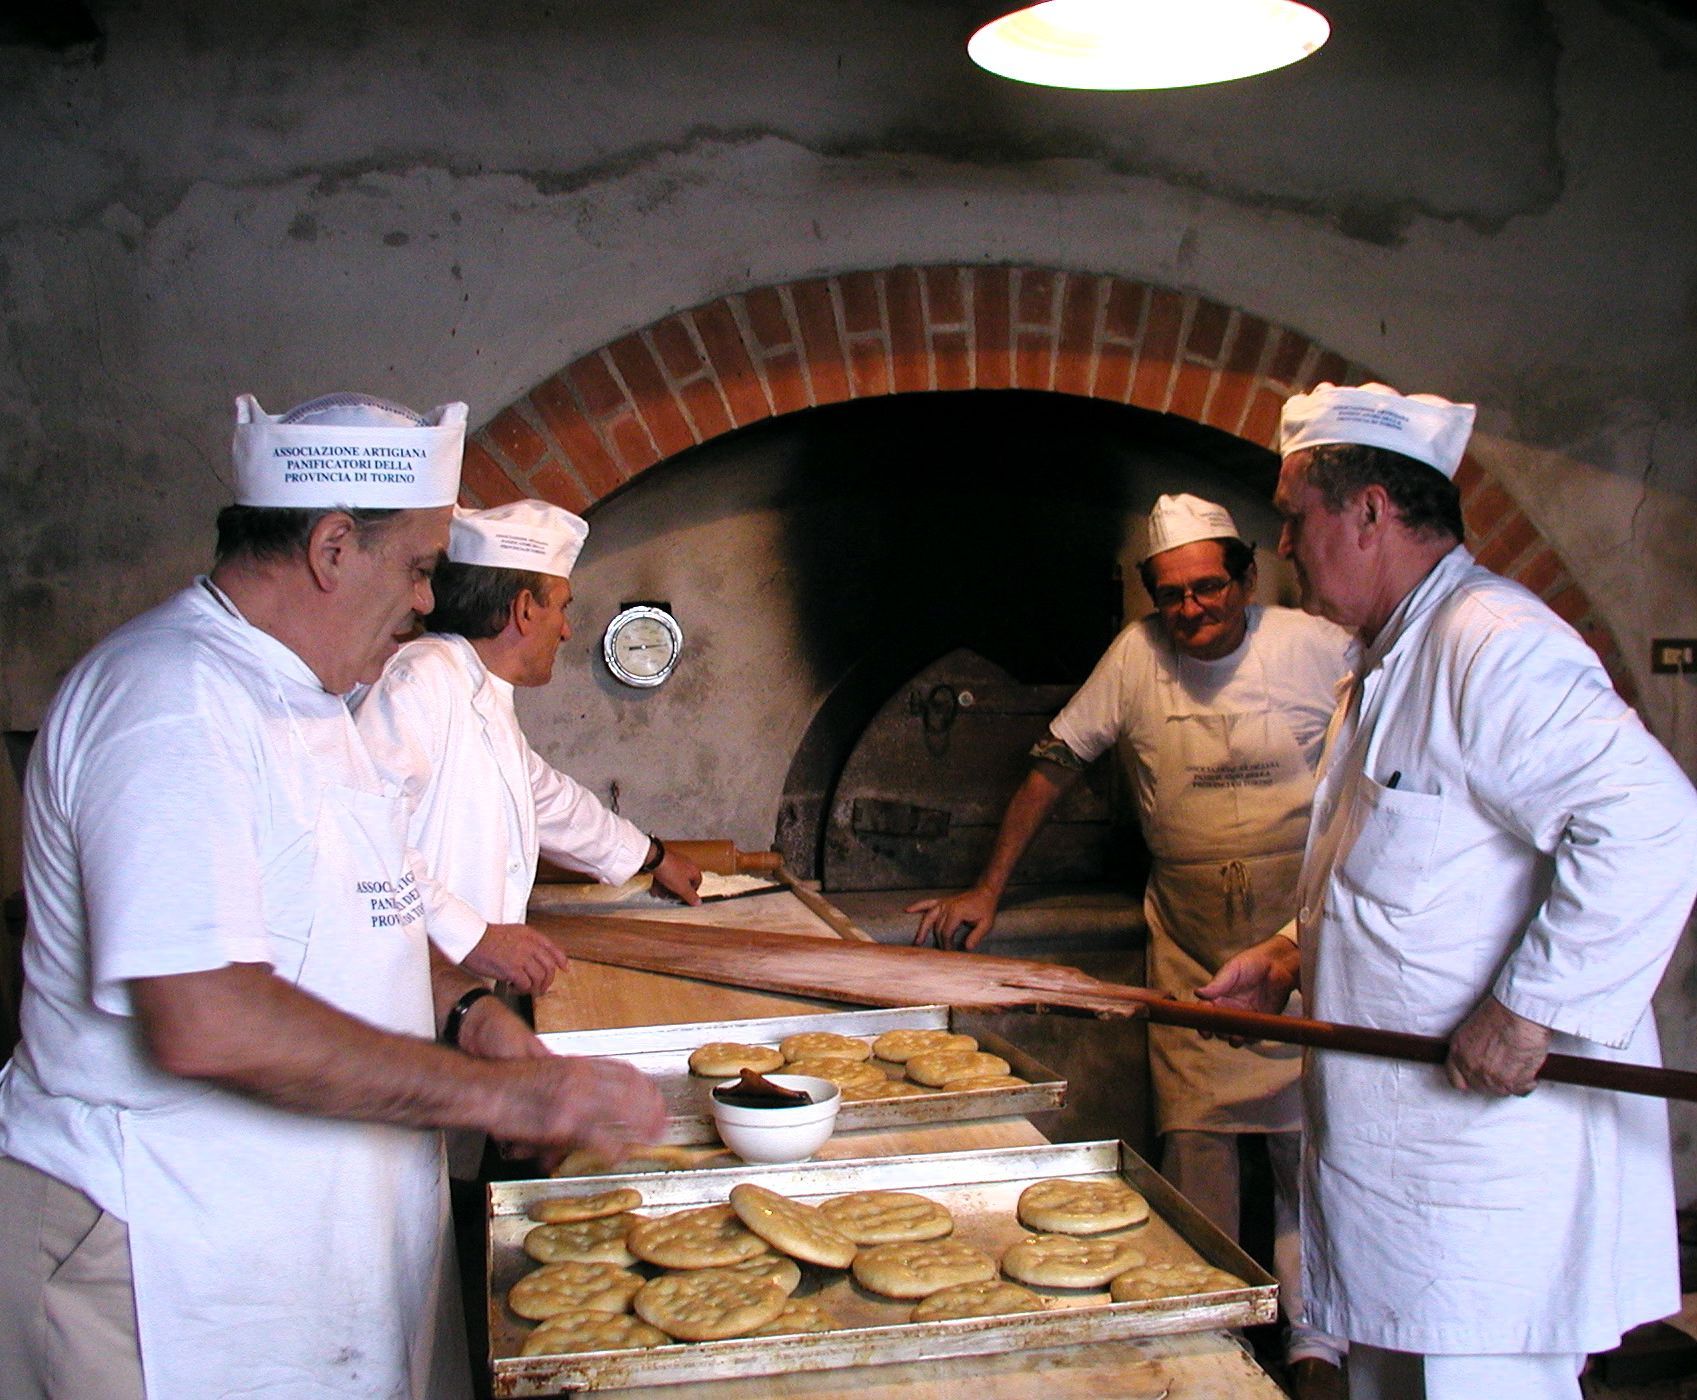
[0,581,432,1216]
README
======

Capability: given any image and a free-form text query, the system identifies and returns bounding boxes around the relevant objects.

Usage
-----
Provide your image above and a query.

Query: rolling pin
[536,839,781,883]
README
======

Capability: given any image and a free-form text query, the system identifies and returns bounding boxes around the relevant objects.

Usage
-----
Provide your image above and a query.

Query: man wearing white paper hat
[0,394,663,1400]
[1202,382,1697,1398]
[912,490,1353,1391]
[358,499,702,1003]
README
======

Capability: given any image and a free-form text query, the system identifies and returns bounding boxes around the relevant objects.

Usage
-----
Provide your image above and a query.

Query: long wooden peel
[531,913,1697,1103]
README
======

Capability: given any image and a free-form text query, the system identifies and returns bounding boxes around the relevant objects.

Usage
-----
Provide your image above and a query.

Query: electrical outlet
[1651,639,1697,674]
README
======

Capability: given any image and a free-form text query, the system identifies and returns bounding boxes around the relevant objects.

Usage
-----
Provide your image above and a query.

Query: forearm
[131,963,586,1140]
[975,763,1078,896]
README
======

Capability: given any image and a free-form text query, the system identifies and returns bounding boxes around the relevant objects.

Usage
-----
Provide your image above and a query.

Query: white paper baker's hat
[448,500,589,579]
[1279,382,1475,478]
[232,392,467,508]
[1141,493,1243,562]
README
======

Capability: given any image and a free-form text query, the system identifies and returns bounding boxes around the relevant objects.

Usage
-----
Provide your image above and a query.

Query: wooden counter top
[523,885,1287,1400]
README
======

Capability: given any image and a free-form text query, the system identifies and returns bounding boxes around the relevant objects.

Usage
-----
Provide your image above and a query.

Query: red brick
[1016,269,1058,327]
[1547,584,1587,626]
[791,279,850,403]
[1054,346,1094,398]
[1102,280,1148,343]
[1207,319,1269,432]
[1130,289,1185,408]
[1015,331,1055,390]
[761,352,812,415]
[607,334,696,458]
[923,266,965,325]
[745,286,793,351]
[1241,386,1284,450]
[838,271,882,336]
[649,317,705,380]
[1092,344,1135,402]
[887,268,929,394]
[1452,455,1485,499]
[1512,547,1565,599]
[1169,362,1212,422]
[487,407,547,471]
[1310,351,1349,387]
[1463,481,1515,541]
[1186,300,1230,362]
[528,462,591,513]
[567,352,629,418]
[932,332,971,391]
[607,414,659,474]
[676,374,734,441]
[1474,511,1539,574]
[972,268,1013,390]
[531,377,618,477]
[1059,275,1100,353]
[1266,330,1310,385]
[848,338,891,399]
[460,439,525,507]
[691,302,769,426]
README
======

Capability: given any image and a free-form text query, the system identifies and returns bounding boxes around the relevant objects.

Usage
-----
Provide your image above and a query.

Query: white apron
[1140,652,1312,1132]
[119,761,469,1396]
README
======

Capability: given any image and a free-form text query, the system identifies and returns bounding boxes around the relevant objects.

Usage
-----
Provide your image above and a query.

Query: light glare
[969,0,1331,91]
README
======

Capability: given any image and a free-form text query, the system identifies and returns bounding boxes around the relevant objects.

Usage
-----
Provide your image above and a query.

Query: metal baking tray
[537,1005,1066,1143]
[488,1139,1276,1395]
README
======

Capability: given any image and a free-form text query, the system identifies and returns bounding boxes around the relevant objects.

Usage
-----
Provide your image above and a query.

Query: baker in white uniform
[357,499,703,999]
[910,493,1353,1393]
[1201,382,1697,1400]
[0,393,664,1400]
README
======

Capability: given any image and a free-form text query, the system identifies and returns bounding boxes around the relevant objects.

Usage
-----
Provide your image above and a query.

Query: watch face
[604,606,682,687]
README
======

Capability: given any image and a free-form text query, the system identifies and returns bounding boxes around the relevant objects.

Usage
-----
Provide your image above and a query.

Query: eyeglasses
[1152,576,1235,610]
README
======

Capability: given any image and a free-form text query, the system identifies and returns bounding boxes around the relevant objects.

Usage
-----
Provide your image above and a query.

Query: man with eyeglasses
[910,492,1353,1396]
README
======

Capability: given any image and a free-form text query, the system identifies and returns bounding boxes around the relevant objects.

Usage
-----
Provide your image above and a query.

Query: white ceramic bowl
[709,1074,842,1164]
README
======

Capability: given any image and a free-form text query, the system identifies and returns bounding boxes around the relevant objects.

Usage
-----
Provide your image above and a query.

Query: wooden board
[531,912,1139,1016]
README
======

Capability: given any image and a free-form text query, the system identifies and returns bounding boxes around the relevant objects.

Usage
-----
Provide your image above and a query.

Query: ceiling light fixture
[968,0,1331,91]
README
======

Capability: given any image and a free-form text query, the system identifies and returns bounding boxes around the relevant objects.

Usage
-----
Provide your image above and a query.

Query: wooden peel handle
[536,839,783,883]
[1020,981,1697,1103]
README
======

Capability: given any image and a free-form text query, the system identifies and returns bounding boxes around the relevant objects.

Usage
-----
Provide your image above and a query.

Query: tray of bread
[537,1005,1065,1143]
[487,1139,1276,1395]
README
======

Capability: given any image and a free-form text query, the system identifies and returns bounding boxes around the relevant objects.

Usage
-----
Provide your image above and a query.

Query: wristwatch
[638,836,666,874]
[441,986,496,1048]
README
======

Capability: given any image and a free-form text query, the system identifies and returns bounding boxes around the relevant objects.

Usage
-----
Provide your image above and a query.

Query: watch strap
[441,986,496,1048]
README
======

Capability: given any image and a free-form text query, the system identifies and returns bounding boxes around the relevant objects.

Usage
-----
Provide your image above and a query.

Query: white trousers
[1162,1129,1345,1366]
[1348,1343,1584,1399]
[0,1154,145,1400]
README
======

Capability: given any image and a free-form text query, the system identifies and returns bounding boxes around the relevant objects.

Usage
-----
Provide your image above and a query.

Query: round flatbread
[688,1041,785,1077]
[910,1279,1048,1322]
[851,1238,997,1299]
[780,1032,872,1063]
[523,1212,646,1267]
[904,1050,1011,1087]
[1109,1261,1245,1302]
[507,1260,645,1320]
[553,1143,699,1177]
[749,1296,837,1335]
[871,1028,979,1063]
[817,1191,954,1245]
[519,1307,669,1356]
[729,1183,858,1269]
[840,1079,931,1102]
[782,1058,886,1089]
[939,1074,1028,1092]
[1016,1178,1150,1235]
[528,1187,643,1224]
[627,1204,771,1270]
[712,1251,803,1296]
[1000,1233,1147,1289]
[633,1267,788,1341]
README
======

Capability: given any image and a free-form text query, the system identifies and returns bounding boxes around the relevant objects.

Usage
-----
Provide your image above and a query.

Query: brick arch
[461,266,1633,703]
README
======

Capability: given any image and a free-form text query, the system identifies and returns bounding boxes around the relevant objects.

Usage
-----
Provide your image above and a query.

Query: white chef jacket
[1050,606,1354,1130]
[1297,545,1697,1355]
[355,634,650,956]
[0,581,466,1397]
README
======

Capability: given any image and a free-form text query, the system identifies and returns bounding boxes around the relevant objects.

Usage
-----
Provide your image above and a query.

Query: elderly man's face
[338,506,453,690]
[1147,539,1253,661]
[516,576,573,688]
[1275,451,1363,631]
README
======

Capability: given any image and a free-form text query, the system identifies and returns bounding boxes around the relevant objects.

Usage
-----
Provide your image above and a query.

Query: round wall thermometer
[602,604,683,688]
